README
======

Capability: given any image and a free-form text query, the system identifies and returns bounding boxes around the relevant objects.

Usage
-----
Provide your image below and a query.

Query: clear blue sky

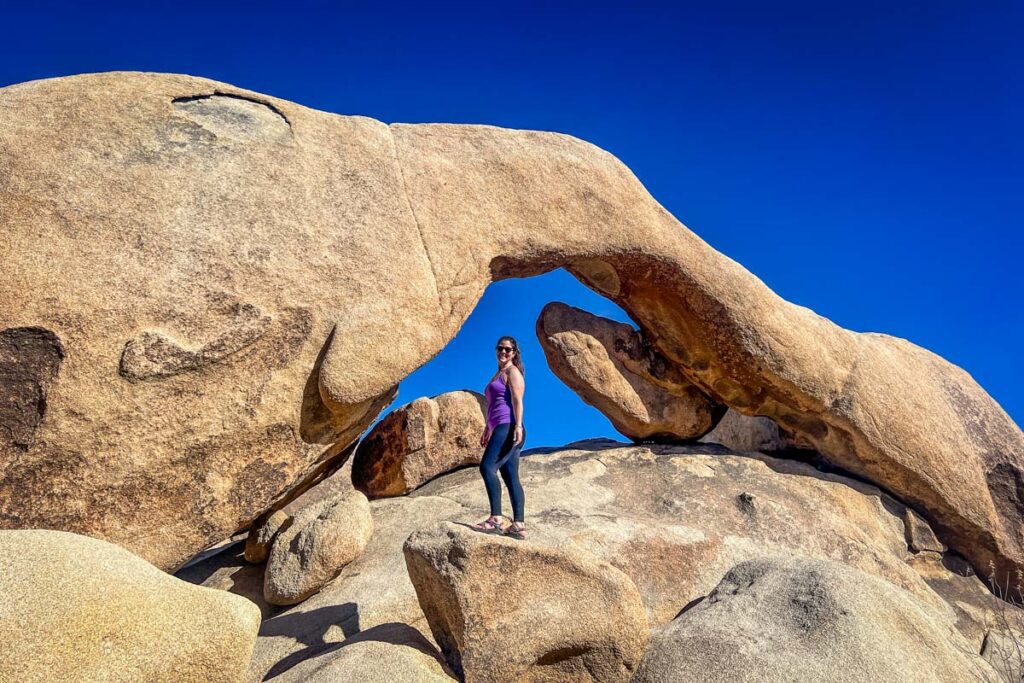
[3,1,1020,448]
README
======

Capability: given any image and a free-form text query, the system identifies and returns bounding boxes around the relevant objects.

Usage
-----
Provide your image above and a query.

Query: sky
[3,1,1021,448]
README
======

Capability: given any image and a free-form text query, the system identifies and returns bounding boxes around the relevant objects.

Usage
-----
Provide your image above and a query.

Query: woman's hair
[497,335,525,377]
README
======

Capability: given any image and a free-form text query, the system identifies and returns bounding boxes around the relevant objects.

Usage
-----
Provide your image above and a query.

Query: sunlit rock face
[535,301,724,442]
[2,72,1022,581]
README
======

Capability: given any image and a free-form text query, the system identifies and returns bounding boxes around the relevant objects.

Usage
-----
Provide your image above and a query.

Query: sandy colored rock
[353,390,487,497]
[264,484,373,605]
[904,508,947,554]
[244,495,463,681]
[535,303,798,453]
[699,408,798,452]
[536,301,722,441]
[245,510,290,564]
[182,441,1019,679]
[267,626,455,682]
[403,521,649,683]
[0,529,260,683]
[632,556,993,683]
[2,72,1021,584]
[982,629,1024,682]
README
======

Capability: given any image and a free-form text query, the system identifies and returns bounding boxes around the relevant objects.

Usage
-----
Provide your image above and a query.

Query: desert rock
[353,390,487,497]
[264,485,373,605]
[403,521,648,682]
[535,301,723,441]
[1,529,260,683]
[632,556,993,683]
[2,71,1021,583]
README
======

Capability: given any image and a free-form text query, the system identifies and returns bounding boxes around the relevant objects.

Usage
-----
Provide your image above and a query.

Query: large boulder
[2,72,1020,584]
[353,390,488,497]
[535,301,722,441]
[1,529,260,683]
[403,521,649,682]
[264,483,373,605]
[632,556,993,683]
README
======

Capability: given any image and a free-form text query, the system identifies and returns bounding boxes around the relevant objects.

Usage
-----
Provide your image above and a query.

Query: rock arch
[1,72,1021,581]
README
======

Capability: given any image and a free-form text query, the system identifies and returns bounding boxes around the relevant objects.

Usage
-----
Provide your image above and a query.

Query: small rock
[903,508,946,554]
[245,509,290,564]
[264,486,373,605]
[535,301,723,442]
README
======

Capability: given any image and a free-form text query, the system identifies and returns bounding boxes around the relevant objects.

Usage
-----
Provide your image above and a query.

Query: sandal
[504,522,526,540]
[471,516,506,534]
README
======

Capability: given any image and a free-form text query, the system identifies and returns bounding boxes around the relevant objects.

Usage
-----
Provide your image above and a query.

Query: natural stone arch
[1,72,1021,582]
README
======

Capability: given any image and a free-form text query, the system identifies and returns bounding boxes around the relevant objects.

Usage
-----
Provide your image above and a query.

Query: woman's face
[496,341,515,363]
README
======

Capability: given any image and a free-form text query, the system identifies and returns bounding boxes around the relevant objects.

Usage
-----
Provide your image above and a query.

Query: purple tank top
[484,374,513,431]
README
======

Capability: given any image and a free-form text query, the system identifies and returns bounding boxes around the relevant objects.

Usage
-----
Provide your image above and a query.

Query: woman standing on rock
[471,335,528,539]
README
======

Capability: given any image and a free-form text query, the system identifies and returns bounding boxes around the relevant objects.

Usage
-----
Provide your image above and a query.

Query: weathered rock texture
[353,390,487,497]
[403,521,649,683]
[183,442,1021,680]
[535,301,722,441]
[2,72,1022,582]
[244,509,289,564]
[264,484,373,605]
[633,556,993,683]
[699,408,798,452]
[1,529,260,683]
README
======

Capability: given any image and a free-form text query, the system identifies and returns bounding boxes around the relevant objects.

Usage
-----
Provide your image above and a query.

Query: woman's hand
[513,425,524,446]
[479,428,490,447]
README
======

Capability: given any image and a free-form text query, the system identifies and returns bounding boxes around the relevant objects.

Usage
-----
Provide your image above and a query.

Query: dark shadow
[260,602,361,680]
[265,622,456,680]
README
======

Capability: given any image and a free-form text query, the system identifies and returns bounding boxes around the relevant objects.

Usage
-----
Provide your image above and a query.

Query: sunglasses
[496,346,514,353]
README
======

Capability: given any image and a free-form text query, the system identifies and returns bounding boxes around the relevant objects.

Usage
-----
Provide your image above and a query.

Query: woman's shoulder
[504,365,524,382]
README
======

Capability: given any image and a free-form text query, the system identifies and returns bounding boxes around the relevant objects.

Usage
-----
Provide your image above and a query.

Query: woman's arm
[508,367,525,443]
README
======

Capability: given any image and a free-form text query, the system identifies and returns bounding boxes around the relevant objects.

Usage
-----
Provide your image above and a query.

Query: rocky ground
[173,439,1016,682]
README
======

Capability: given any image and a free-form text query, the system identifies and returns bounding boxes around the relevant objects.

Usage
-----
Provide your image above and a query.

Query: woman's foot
[504,521,526,540]
[471,515,506,534]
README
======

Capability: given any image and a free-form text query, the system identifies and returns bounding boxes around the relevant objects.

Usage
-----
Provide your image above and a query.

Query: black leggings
[479,422,526,522]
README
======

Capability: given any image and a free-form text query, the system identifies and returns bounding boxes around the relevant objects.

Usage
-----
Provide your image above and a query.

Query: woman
[471,335,527,539]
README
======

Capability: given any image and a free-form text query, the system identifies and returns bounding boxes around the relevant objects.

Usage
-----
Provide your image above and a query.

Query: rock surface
[632,556,993,683]
[699,408,798,452]
[244,510,289,564]
[267,627,456,682]
[2,71,1021,583]
[535,301,722,441]
[264,484,373,605]
[179,441,1020,680]
[1,529,260,683]
[353,390,487,497]
[403,521,649,682]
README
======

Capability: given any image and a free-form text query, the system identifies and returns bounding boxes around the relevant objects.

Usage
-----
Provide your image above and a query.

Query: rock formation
[403,521,649,682]
[353,390,488,497]
[1,529,260,682]
[699,408,799,452]
[535,301,723,441]
[264,483,373,605]
[180,441,1022,680]
[2,71,1022,587]
[632,556,992,682]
